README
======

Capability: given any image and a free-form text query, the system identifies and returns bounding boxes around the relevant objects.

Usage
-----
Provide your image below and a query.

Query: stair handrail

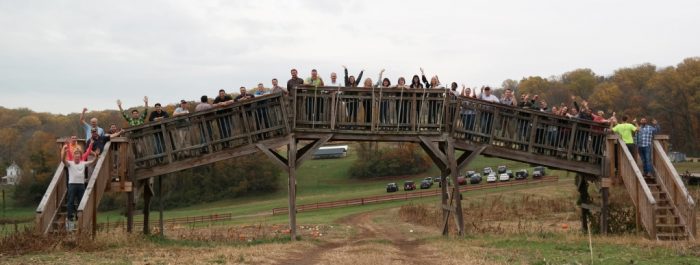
[652,139,696,238]
[76,141,113,235]
[615,137,657,238]
[35,162,68,235]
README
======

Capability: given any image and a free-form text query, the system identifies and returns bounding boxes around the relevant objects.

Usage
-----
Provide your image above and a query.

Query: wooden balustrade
[653,139,696,238]
[34,162,68,235]
[293,86,453,133]
[613,136,657,238]
[125,93,290,169]
[451,96,608,165]
[76,141,129,236]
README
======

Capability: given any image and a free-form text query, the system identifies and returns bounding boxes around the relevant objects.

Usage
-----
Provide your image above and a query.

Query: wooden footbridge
[36,86,696,240]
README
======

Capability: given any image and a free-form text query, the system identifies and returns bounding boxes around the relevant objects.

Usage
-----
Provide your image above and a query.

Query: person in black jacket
[342,65,363,87]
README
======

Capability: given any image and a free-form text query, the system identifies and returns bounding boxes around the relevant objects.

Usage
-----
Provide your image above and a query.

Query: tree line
[500,57,699,156]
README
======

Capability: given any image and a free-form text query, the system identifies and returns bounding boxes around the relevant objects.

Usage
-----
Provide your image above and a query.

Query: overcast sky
[1,0,698,114]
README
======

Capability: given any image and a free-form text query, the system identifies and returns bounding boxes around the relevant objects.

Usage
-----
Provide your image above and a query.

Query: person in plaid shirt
[117,96,149,127]
[635,117,660,177]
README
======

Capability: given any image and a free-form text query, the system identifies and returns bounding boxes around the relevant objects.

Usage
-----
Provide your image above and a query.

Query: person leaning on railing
[287,68,304,92]
[147,102,169,157]
[375,69,391,125]
[459,86,477,133]
[270,78,288,95]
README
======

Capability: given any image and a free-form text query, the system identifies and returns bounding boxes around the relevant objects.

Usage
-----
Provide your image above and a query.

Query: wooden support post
[440,166,449,236]
[126,146,135,233]
[288,138,298,241]
[446,138,465,236]
[143,179,152,235]
[577,174,590,233]
[158,175,164,238]
[127,189,134,233]
[601,178,610,235]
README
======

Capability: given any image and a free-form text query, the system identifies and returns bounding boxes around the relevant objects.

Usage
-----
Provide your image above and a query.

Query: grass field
[88,146,572,224]
[3,147,700,264]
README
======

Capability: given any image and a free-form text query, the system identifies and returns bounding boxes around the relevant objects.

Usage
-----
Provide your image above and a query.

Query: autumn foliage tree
[501,57,700,155]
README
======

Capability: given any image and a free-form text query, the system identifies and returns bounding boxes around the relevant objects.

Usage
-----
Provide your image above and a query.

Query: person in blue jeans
[635,117,660,177]
[61,144,97,231]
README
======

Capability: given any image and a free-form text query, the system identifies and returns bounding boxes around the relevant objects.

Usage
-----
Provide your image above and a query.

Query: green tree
[562,68,598,99]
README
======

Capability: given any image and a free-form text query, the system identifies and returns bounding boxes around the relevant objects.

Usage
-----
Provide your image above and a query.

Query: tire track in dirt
[280,209,434,265]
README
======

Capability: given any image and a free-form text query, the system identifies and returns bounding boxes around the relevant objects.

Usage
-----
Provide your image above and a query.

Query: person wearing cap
[173,100,190,117]
[479,86,500,103]
[86,127,124,156]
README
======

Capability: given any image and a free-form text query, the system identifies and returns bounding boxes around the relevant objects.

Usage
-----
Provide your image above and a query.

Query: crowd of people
[60,66,660,231]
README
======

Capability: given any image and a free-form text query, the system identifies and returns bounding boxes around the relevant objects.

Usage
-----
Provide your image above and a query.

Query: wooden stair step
[656,223,685,227]
[656,233,688,240]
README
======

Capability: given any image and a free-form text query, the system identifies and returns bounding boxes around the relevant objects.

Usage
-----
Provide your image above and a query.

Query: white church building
[2,161,22,185]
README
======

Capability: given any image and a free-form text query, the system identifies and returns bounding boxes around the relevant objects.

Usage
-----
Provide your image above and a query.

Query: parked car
[499,172,510,181]
[469,173,482,184]
[486,172,497,183]
[483,167,493,176]
[506,170,514,179]
[533,166,546,179]
[515,169,528,180]
[465,170,476,178]
[434,176,442,183]
[497,165,507,174]
[457,176,467,185]
[404,181,416,191]
[386,183,398,193]
[420,180,432,189]
[424,177,433,183]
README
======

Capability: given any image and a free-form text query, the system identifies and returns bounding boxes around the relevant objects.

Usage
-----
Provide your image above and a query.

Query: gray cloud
[1,0,699,114]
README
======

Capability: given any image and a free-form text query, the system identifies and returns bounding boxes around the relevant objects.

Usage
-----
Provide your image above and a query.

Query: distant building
[2,161,22,185]
[313,145,348,159]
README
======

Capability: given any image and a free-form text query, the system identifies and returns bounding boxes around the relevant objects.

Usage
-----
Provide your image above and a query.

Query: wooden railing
[76,141,127,236]
[652,139,696,238]
[451,96,608,166]
[293,87,607,165]
[34,162,68,235]
[614,136,657,238]
[293,86,454,133]
[125,93,290,169]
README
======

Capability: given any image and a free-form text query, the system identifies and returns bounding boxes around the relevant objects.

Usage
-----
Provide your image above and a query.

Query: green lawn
[91,146,571,224]
[0,187,34,221]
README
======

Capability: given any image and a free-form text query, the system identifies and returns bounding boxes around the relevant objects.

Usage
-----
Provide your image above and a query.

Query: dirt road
[278,208,441,265]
